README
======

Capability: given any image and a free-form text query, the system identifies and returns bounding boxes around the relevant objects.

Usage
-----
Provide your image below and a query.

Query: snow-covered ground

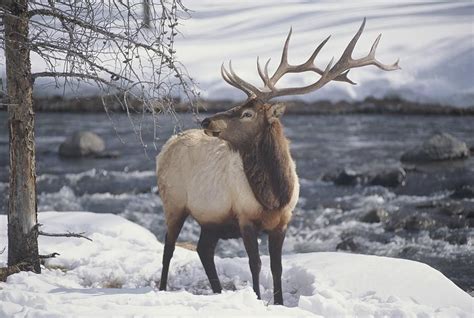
[0,212,472,317]
[174,0,474,107]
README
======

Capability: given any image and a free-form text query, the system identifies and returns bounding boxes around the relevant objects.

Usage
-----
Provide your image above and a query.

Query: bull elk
[156,19,399,305]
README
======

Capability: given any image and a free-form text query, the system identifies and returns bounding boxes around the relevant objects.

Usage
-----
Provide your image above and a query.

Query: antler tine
[357,33,401,71]
[340,20,400,72]
[337,70,356,85]
[221,63,232,84]
[263,58,277,91]
[324,57,335,75]
[257,57,272,88]
[304,36,355,84]
[221,61,265,98]
[228,61,261,95]
[221,63,254,98]
[369,34,382,58]
[268,28,293,84]
[221,63,238,89]
[302,35,331,68]
[336,17,366,68]
[281,27,292,67]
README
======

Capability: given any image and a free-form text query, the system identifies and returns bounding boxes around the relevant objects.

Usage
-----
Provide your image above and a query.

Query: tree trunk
[4,0,40,273]
[143,0,151,28]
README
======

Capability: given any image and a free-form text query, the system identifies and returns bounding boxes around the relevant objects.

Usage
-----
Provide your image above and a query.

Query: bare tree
[0,0,196,274]
[143,0,151,28]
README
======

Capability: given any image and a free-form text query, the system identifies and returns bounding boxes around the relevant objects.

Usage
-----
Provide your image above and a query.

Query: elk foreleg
[159,212,187,291]
[241,223,262,299]
[197,227,222,293]
[268,227,286,305]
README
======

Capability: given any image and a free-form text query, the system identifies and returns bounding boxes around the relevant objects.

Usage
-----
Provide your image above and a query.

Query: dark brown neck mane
[239,121,295,211]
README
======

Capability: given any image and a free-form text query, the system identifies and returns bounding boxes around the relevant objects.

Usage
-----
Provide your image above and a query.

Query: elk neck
[238,120,295,212]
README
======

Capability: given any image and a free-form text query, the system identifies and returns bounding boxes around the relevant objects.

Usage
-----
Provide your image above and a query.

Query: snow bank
[0,212,472,317]
[3,1,472,107]
[175,0,474,107]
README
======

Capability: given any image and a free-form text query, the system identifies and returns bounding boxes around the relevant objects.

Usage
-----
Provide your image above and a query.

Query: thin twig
[39,252,60,259]
[39,230,93,242]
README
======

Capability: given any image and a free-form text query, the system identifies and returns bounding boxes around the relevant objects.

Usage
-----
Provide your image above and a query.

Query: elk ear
[266,103,286,123]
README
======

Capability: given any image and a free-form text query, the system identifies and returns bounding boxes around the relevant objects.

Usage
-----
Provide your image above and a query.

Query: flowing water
[0,111,473,293]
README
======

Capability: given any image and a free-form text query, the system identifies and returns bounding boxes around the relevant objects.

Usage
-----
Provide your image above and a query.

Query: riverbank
[1,95,473,115]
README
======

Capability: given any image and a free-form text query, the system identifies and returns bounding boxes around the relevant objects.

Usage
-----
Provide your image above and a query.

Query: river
[0,111,473,293]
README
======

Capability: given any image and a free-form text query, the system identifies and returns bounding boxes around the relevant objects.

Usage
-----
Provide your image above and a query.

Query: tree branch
[32,71,121,90]
[32,41,133,83]
[38,230,92,242]
[28,8,169,58]
[39,252,60,259]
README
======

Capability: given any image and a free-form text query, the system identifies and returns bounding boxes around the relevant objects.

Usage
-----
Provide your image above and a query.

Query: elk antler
[221,18,400,101]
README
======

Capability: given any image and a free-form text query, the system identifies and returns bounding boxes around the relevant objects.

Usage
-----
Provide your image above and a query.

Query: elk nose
[201,118,211,129]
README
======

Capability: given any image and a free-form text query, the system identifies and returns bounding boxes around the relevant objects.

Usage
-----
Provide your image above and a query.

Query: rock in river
[450,185,474,199]
[401,133,469,162]
[323,166,406,188]
[360,208,389,223]
[59,131,106,158]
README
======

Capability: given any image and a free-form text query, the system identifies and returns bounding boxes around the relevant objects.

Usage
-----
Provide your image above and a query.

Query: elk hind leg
[159,210,187,291]
[197,227,222,293]
[241,223,262,299]
[269,227,286,305]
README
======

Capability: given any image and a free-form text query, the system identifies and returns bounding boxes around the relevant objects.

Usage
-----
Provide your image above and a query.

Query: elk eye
[241,111,253,118]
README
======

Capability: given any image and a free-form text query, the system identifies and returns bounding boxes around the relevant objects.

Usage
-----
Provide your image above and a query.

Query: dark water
[0,111,473,293]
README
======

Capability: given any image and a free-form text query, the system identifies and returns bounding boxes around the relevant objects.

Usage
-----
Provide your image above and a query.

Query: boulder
[360,208,388,223]
[59,131,105,158]
[450,185,474,199]
[401,133,469,162]
[324,166,406,188]
[385,214,436,232]
[370,167,406,188]
[336,237,358,252]
[332,168,365,186]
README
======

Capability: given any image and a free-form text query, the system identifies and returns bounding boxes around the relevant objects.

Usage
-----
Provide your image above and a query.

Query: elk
[156,19,399,305]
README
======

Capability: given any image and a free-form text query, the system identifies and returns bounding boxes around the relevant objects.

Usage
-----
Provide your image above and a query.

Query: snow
[174,0,474,107]
[1,1,472,107]
[0,212,472,317]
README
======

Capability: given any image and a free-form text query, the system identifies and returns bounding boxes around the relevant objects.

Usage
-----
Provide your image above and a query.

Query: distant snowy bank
[0,212,472,317]
[175,0,474,108]
[17,1,472,109]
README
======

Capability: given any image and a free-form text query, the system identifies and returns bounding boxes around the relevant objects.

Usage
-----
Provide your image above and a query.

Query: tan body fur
[157,129,299,232]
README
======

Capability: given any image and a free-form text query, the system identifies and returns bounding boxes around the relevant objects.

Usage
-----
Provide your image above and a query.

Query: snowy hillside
[0,212,472,317]
[2,1,472,108]
[175,0,474,107]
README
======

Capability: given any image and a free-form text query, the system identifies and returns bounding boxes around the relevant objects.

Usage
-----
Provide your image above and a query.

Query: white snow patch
[1,1,472,107]
[174,0,474,107]
[0,212,472,317]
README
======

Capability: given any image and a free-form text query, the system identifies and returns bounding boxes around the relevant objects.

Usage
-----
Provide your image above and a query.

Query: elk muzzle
[201,117,227,137]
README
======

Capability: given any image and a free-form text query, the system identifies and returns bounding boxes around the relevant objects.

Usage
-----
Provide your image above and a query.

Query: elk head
[201,18,400,149]
[201,98,285,149]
